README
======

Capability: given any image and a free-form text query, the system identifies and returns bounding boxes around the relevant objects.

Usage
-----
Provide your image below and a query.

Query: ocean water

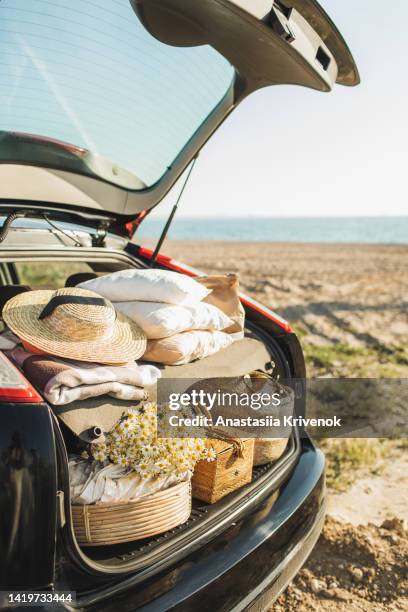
[136,216,408,244]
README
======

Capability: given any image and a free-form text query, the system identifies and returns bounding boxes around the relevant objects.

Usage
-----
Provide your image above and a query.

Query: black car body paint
[0,402,57,589]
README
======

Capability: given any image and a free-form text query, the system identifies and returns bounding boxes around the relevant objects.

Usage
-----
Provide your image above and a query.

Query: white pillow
[78,269,210,306]
[142,330,234,365]
[114,301,233,339]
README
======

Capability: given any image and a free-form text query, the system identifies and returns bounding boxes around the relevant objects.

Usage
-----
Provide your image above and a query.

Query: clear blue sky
[154,0,408,219]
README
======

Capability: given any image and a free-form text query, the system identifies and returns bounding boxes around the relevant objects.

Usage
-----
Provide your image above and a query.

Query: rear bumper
[244,483,326,611]
[76,441,325,611]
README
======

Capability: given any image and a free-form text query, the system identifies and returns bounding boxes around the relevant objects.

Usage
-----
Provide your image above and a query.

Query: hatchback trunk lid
[0,0,359,226]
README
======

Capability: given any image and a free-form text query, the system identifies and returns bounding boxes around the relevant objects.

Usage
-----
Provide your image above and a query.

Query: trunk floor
[79,457,289,564]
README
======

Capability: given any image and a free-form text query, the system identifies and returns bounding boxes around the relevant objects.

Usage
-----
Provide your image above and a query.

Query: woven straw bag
[72,480,191,546]
[187,372,293,467]
[248,371,291,465]
[253,437,289,466]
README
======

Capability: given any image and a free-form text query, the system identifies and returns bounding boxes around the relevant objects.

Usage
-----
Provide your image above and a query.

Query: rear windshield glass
[0,0,234,188]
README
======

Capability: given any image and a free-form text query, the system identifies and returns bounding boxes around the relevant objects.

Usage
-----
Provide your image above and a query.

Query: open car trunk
[0,246,299,575]
[54,331,298,574]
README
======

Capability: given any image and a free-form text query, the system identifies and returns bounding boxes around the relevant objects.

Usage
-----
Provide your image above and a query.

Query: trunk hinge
[92,220,110,247]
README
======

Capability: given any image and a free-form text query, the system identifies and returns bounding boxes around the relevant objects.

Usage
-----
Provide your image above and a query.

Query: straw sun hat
[3,287,147,364]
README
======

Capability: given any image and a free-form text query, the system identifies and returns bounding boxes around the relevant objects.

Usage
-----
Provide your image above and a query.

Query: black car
[0,0,359,609]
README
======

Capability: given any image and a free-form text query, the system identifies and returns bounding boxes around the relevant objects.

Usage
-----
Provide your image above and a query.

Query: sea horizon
[136,215,408,244]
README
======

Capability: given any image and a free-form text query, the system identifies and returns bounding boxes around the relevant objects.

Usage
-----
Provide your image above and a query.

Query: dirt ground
[328,444,408,526]
[162,240,408,611]
[272,516,408,612]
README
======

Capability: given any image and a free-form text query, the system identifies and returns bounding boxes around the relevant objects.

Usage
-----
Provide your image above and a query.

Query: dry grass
[320,438,389,491]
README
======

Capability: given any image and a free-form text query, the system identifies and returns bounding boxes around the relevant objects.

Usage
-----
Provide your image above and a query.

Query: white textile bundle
[114,300,232,339]
[79,268,210,306]
[69,456,190,505]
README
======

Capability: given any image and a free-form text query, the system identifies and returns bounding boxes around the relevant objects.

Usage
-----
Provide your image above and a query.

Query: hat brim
[3,290,147,364]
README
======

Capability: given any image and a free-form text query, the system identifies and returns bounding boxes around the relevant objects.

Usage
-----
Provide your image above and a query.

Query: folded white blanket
[9,348,161,406]
[114,300,233,339]
[143,329,235,365]
[69,457,189,504]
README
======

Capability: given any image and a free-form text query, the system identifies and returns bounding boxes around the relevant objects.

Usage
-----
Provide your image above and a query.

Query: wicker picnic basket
[72,480,191,546]
[192,434,254,504]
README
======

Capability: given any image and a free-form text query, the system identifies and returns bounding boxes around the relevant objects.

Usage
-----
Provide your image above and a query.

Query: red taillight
[239,295,293,333]
[0,352,42,403]
[138,246,172,264]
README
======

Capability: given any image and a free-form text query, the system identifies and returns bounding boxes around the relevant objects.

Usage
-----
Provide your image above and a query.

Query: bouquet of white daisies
[70,403,215,504]
[90,402,215,479]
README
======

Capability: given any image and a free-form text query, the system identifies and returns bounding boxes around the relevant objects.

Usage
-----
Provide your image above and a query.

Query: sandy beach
[160,241,408,378]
